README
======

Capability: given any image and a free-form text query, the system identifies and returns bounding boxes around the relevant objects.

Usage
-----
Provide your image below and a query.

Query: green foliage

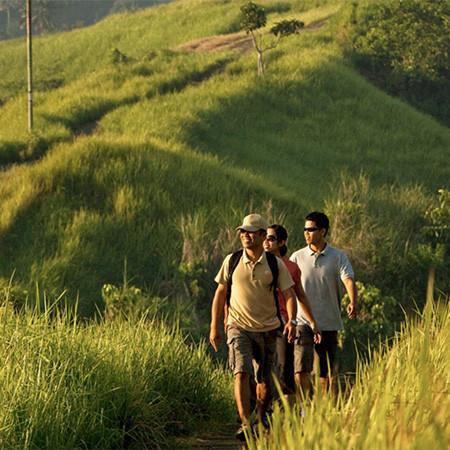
[0,276,29,310]
[239,1,306,74]
[240,1,267,32]
[424,188,450,246]
[0,301,234,448]
[109,47,130,65]
[251,299,450,449]
[341,281,397,365]
[102,283,160,318]
[271,18,304,37]
[325,174,448,311]
[345,0,450,124]
[351,0,449,83]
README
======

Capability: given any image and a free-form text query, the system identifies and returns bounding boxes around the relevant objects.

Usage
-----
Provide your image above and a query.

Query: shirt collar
[243,249,266,264]
[309,243,328,256]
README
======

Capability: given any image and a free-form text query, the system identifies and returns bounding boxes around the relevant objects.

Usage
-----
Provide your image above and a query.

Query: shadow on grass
[0,137,301,317]
[179,59,450,206]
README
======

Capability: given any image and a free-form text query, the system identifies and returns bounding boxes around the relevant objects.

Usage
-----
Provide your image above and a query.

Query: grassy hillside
[0,0,448,315]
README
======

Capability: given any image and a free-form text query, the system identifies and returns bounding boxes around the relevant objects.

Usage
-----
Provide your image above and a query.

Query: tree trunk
[257,50,264,76]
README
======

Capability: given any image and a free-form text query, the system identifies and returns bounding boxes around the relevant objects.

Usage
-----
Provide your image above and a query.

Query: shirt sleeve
[289,252,297,264]
[214,254,232,285]
[339,252,354,281]
[277,258,294,291]
[291,264,301,286]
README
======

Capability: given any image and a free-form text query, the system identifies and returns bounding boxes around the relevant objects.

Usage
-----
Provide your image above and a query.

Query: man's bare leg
[256,381,271,423]
[235,372,251,424]
[319,374,337,396]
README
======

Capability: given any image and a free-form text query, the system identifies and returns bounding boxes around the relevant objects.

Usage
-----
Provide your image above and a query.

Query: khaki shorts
[226,324,279,383]
[294,324,338,377]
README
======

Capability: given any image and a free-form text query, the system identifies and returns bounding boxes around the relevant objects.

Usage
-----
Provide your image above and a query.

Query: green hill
[0,0,448,316]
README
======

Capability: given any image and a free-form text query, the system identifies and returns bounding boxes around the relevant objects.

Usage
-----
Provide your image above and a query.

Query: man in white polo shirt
[290,211,358,396]
[209,213,297,440]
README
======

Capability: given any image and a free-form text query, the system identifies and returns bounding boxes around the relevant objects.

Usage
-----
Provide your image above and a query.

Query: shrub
[346,0,450,123]
[351,0,449,83]
[340,281,397,369]
[324,173,444,310]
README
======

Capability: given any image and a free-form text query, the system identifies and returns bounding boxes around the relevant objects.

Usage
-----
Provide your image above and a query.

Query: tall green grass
[249,299,450,449]
[0,299,233,448]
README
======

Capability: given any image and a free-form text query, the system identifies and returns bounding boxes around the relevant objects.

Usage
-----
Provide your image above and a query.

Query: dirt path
[175,17,330,55]
[175,423,247,450]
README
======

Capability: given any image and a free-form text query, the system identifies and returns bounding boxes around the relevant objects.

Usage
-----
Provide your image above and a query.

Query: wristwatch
[290,319,298,326]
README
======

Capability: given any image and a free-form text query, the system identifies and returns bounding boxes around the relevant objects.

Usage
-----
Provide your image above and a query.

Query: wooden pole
[426,266,436,304]
[26,0,33,131]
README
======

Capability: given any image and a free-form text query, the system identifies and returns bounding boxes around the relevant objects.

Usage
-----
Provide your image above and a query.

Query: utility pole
[26,0,33,131]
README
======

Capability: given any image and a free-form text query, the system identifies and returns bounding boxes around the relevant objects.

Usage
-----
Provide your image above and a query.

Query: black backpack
[226,249,283,328]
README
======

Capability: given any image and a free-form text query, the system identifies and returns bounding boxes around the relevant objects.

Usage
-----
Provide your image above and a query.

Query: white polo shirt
[290,244,354,331]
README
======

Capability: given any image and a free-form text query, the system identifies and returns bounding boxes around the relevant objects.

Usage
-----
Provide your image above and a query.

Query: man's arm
[209,283,228,352]
[343,277,358,319]
[281,287,297,343]
[293,282,321,343]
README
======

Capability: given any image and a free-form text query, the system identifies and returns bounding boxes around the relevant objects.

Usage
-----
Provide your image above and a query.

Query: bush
[346,0,450,123]
[324,173,447,311]
[340,281,397,369]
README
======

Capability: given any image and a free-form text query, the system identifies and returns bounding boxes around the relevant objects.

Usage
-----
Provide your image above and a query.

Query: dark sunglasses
[265,235,277,242]
[304,227,319,232]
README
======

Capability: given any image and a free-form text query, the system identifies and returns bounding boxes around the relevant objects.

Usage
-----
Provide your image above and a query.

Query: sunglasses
[265,235,277,242]
[304,227,319,232]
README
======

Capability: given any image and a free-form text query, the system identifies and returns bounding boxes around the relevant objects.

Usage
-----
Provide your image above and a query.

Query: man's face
[240,229,266,250]
[303,220,326,246]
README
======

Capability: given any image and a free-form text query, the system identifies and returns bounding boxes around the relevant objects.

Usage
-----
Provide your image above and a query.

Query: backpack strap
[265,252,283,330]
[226,249,243,306]
[226,250,283,329]
[265,251,279,291]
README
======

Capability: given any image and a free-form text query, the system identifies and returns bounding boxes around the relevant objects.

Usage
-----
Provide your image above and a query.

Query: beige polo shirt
[215,251,294,332]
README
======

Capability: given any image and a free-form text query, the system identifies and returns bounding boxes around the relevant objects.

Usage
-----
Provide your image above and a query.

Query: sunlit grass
[249,299,450,449]
[0,298,233,448]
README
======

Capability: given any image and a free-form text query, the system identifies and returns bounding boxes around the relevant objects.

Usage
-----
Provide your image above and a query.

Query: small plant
[424,188,450,247]
[0,276,28,310]
[110,48,129,65]
[341,281,397,366]
[101,283,163,319]
[240,1,304,75]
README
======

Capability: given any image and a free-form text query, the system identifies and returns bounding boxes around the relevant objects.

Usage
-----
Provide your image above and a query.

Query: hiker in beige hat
[210,213,298,440]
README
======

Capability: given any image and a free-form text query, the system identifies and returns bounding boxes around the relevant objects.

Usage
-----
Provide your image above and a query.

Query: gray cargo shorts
[226,324,279,383]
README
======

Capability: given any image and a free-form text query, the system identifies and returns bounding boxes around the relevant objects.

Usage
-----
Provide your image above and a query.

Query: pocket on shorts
[226,325,240,345]
[297,324,314,345]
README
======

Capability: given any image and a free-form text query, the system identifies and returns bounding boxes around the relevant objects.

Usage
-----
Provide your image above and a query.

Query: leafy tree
[347,0,450,124]
[240,1,304,75]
